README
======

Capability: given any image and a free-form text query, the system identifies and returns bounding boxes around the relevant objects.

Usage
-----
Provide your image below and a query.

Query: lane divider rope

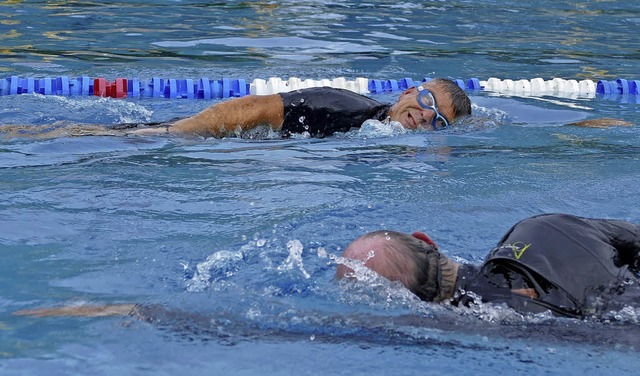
[1,76,638,99]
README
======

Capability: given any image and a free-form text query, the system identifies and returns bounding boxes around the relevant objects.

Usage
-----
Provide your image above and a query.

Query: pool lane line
[1,76,639,100]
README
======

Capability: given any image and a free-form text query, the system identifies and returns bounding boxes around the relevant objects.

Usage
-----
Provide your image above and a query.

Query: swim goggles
[416,85,450,130]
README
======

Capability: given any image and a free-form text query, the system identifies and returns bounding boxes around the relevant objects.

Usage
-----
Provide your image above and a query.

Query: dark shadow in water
[136,304,640,351]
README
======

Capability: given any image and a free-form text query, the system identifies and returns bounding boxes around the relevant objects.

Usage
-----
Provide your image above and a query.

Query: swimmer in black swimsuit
[337,213,640,318]
[2,77,632,140]
[0,78,470,140]
[133,78,472,138]
[16,213,640,320]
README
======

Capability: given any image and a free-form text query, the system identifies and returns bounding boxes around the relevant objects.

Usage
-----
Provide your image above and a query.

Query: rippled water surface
[2,1,640,375]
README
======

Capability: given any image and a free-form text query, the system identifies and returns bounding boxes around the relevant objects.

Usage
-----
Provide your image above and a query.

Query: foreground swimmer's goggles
[416,85,450,130]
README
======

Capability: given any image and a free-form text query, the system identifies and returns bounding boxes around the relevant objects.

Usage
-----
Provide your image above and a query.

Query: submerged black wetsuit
[279,87,390,137]
[453,214,640,317]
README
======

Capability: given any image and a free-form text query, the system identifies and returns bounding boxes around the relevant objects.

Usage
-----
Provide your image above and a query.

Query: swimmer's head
[388,78,471,130]
[431,78,472,119]
[336,230,459,302]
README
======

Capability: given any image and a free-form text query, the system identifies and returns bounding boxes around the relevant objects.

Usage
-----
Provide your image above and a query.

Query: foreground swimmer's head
[388,78,472,131]
[336,230,459,302]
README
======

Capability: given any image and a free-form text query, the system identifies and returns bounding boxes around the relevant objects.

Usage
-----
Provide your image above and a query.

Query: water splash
[316,246,328,258]
[238,125,285,139]
[453,103,512,132]
[351,119,408,138]
[186,250,244,292]
[600,305,640,325]
[0,94,154,131]
[332,252,426,311]
[45,95,153,124]
[277,239,310,279]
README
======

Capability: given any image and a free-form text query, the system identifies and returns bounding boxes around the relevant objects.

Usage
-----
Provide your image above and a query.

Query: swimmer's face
[388,84,455,130]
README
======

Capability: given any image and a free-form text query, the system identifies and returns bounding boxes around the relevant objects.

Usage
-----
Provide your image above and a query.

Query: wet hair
[339,230,442,301]
[426,78,472,119]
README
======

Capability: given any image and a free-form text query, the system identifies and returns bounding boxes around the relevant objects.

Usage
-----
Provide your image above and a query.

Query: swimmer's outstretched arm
[13,304,138,318]
[134,94,285,137]
[568,118,633,128]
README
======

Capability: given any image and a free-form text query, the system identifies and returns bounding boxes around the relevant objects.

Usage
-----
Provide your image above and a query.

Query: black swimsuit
[279,87,390,137]
[454,214,640,317]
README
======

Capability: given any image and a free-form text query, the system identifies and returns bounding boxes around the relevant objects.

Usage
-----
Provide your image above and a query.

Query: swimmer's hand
[13,304,137,318]
[568,118,634,128]
[511,288,539,299]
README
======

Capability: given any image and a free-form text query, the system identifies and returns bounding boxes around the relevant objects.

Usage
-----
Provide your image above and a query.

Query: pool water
[1,1,640,375]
